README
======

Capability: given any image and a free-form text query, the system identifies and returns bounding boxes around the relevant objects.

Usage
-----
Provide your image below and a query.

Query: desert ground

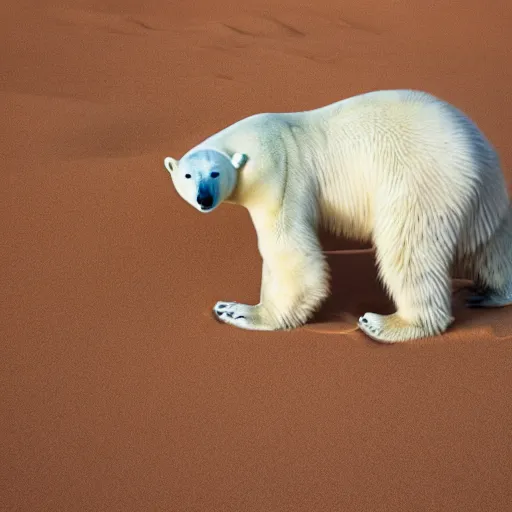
[2,0,512,511]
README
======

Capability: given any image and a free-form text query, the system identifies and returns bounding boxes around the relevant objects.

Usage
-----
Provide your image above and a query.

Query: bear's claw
[358,313,387,342]
[213,301,270,330]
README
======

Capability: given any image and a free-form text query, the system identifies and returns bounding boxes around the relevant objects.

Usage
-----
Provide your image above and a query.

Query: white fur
[164,89,512,343]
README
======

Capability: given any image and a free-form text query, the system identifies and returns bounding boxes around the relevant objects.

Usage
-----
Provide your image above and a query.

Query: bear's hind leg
[359,199,457,343]
[466,205,512,308]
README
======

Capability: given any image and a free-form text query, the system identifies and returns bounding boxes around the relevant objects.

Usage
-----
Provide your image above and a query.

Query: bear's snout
[197,182,216,210]
[197,193,214,209]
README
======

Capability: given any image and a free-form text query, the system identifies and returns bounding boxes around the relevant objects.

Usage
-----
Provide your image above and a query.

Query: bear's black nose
[197,193,214,209]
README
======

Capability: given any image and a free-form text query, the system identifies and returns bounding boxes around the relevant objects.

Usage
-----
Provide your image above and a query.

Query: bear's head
[163,148,248,213]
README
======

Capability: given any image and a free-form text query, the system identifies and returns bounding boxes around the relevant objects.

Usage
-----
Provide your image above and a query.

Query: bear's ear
[163,156,178,174]
[231,152,248,170]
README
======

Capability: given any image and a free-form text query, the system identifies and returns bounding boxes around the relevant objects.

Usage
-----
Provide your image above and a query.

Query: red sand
[2,1,512,511]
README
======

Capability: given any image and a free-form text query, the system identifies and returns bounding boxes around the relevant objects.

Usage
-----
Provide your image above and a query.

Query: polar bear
[163,89,512,343]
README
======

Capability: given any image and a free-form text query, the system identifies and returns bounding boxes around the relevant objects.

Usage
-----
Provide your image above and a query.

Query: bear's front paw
[213,301,275,331]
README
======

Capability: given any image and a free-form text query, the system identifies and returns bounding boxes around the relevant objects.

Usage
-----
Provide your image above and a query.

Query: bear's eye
[211,172,219,178]
[185,174,191,179]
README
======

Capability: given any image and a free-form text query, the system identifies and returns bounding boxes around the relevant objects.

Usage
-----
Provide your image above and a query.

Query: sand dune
[2,0,512,511]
